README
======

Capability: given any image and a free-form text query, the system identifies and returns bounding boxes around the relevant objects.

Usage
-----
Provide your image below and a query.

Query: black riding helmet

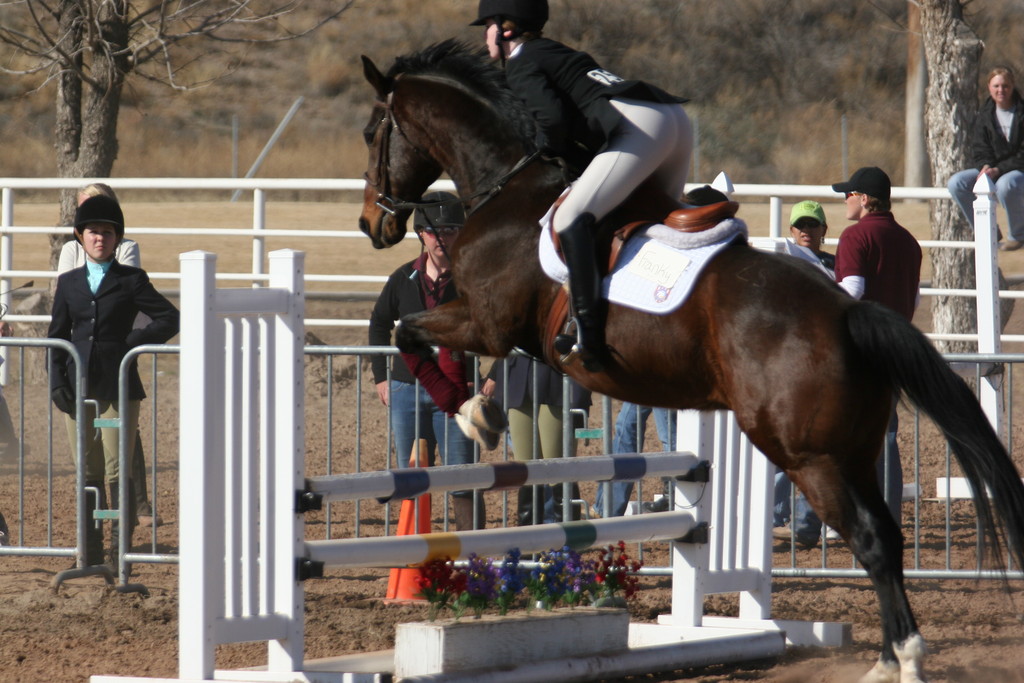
[74,194,125,243]
[413,191,466,233]
[470,0,548,33]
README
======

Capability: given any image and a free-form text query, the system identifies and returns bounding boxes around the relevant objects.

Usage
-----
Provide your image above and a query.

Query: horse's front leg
[395,299,490,358]
[394,300,507,449]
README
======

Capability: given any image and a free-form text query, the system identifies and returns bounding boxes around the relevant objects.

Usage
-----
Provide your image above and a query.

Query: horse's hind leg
[846,486,925,683]
[799,468,926,683]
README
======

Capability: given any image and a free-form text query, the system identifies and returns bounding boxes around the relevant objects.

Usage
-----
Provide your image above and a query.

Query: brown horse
[358,40,1024,683]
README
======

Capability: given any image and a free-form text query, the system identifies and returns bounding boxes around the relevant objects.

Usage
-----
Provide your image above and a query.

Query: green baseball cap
[789,200,826,226]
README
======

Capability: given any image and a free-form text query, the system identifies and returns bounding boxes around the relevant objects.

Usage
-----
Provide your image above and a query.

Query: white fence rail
[0,177,1012,341]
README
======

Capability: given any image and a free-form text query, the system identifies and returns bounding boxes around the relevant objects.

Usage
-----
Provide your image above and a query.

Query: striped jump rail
[302,451,708,506]
[302,511,704,572]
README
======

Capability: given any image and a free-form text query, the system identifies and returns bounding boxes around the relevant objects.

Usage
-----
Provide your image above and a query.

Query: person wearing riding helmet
[48,194,179,568]
[472,0,693,371]
[369,191,491,530]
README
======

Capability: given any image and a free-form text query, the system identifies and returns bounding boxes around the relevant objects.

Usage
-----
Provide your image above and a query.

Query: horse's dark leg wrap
[554,212,606,371]
[395,317,434,360]
[847,486,922,678]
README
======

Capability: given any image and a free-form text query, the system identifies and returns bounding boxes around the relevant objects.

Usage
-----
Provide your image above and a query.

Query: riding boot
[452,493,486,531]
[553,213,606,372]
[131,432,153,518]
[515,486,540,526]
[83,480,106,567]
[107,479,136,574]
[551,482,582,522]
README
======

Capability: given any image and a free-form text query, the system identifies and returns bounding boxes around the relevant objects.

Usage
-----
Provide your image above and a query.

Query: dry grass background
[3,0,1024,187]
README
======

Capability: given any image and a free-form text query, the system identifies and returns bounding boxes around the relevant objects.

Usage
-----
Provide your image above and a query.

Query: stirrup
[555,318,604,372]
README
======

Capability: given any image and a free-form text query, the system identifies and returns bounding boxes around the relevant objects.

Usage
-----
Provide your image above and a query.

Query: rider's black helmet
[413,192,466,232]
[470,0,548,32]
[74,194,125,243]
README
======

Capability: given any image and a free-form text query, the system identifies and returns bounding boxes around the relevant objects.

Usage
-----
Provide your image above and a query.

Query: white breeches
[553,98,693,233]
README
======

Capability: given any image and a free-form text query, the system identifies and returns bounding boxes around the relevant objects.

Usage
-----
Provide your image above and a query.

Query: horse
[357,40,1024,683]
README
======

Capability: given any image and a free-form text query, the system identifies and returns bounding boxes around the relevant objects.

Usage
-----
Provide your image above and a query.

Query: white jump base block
[674,616,851,647]
[90,621,792,683]
[394,609,630,677]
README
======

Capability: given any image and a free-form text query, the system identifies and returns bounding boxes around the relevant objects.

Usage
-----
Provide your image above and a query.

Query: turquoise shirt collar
[86,259,113,294]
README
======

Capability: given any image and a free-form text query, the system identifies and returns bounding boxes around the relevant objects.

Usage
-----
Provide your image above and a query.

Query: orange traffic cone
[386,440,432,601]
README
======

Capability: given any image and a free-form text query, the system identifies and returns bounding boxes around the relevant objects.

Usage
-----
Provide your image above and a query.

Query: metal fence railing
[1,339,1020,588]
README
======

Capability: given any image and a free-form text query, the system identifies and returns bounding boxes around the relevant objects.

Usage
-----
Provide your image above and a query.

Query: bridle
[363,87,539,220]
[363,91,433,217]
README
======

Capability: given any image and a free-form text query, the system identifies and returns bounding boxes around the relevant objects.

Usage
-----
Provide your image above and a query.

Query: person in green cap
[783,200,834,278]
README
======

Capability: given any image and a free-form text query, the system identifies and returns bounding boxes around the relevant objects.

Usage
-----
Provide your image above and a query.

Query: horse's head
[358,55,442,249]
[358,41,542,250]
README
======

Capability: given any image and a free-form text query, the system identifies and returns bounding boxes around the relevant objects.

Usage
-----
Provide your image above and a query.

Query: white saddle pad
[539,218,748,315]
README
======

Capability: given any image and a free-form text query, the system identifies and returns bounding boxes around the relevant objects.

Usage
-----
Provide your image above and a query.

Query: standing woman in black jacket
[471,0,692,369]
[947,66,1024,251]
[48,195,179,567]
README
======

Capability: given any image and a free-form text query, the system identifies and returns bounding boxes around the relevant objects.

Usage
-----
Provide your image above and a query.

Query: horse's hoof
[454,413,500,451]
[858,659,900,683]
[459,394,508,432]
[894,633,928,683]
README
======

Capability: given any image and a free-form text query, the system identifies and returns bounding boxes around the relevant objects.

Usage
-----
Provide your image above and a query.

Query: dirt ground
[2,200,1024,682]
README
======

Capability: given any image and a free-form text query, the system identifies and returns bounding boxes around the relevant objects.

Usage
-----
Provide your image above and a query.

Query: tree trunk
[52,0,130,269]
[919,0,1011,352]
[904,2,930,190]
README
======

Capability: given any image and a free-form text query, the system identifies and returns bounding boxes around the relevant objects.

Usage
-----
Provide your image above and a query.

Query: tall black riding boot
[553,213,606,371]
[515,486,541,526]
[551,482,583,522]
[130,432,152,516]
[107,479,136,573]
[83,480,106,567]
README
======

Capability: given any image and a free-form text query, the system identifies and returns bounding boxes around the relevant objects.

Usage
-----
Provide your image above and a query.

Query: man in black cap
[831,166,922,527]
[831,166,921,318]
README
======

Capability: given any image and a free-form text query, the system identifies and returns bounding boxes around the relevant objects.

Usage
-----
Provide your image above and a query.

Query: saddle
[543,181,739,371]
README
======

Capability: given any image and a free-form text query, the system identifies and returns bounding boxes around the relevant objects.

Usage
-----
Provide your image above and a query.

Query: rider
[472,0,693,370]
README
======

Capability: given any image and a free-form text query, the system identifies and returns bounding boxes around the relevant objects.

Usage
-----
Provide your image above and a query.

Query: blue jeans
[948,168,1024,241]
[595,403,676,517]
[388,380,475,496]
[773,471,822,543]
[879,406,903,526]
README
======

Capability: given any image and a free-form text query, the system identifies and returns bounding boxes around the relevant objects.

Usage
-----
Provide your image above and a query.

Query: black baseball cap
[831,166,891,202]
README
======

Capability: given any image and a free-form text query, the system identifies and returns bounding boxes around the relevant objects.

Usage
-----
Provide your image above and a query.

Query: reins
[463,151,540,217]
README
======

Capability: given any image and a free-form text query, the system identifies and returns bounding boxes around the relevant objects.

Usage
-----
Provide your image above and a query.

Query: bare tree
[919,0,1013,351]
[0,0,351,263]
[905,2,930,189]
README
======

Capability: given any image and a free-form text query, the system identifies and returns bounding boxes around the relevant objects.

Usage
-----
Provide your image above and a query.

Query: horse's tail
[847,301,1024,572]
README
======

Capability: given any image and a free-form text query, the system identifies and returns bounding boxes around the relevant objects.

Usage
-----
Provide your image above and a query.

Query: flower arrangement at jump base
[414,541,642,620]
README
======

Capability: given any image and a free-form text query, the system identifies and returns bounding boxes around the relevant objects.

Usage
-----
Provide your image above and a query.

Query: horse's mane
[387,39,537,151]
